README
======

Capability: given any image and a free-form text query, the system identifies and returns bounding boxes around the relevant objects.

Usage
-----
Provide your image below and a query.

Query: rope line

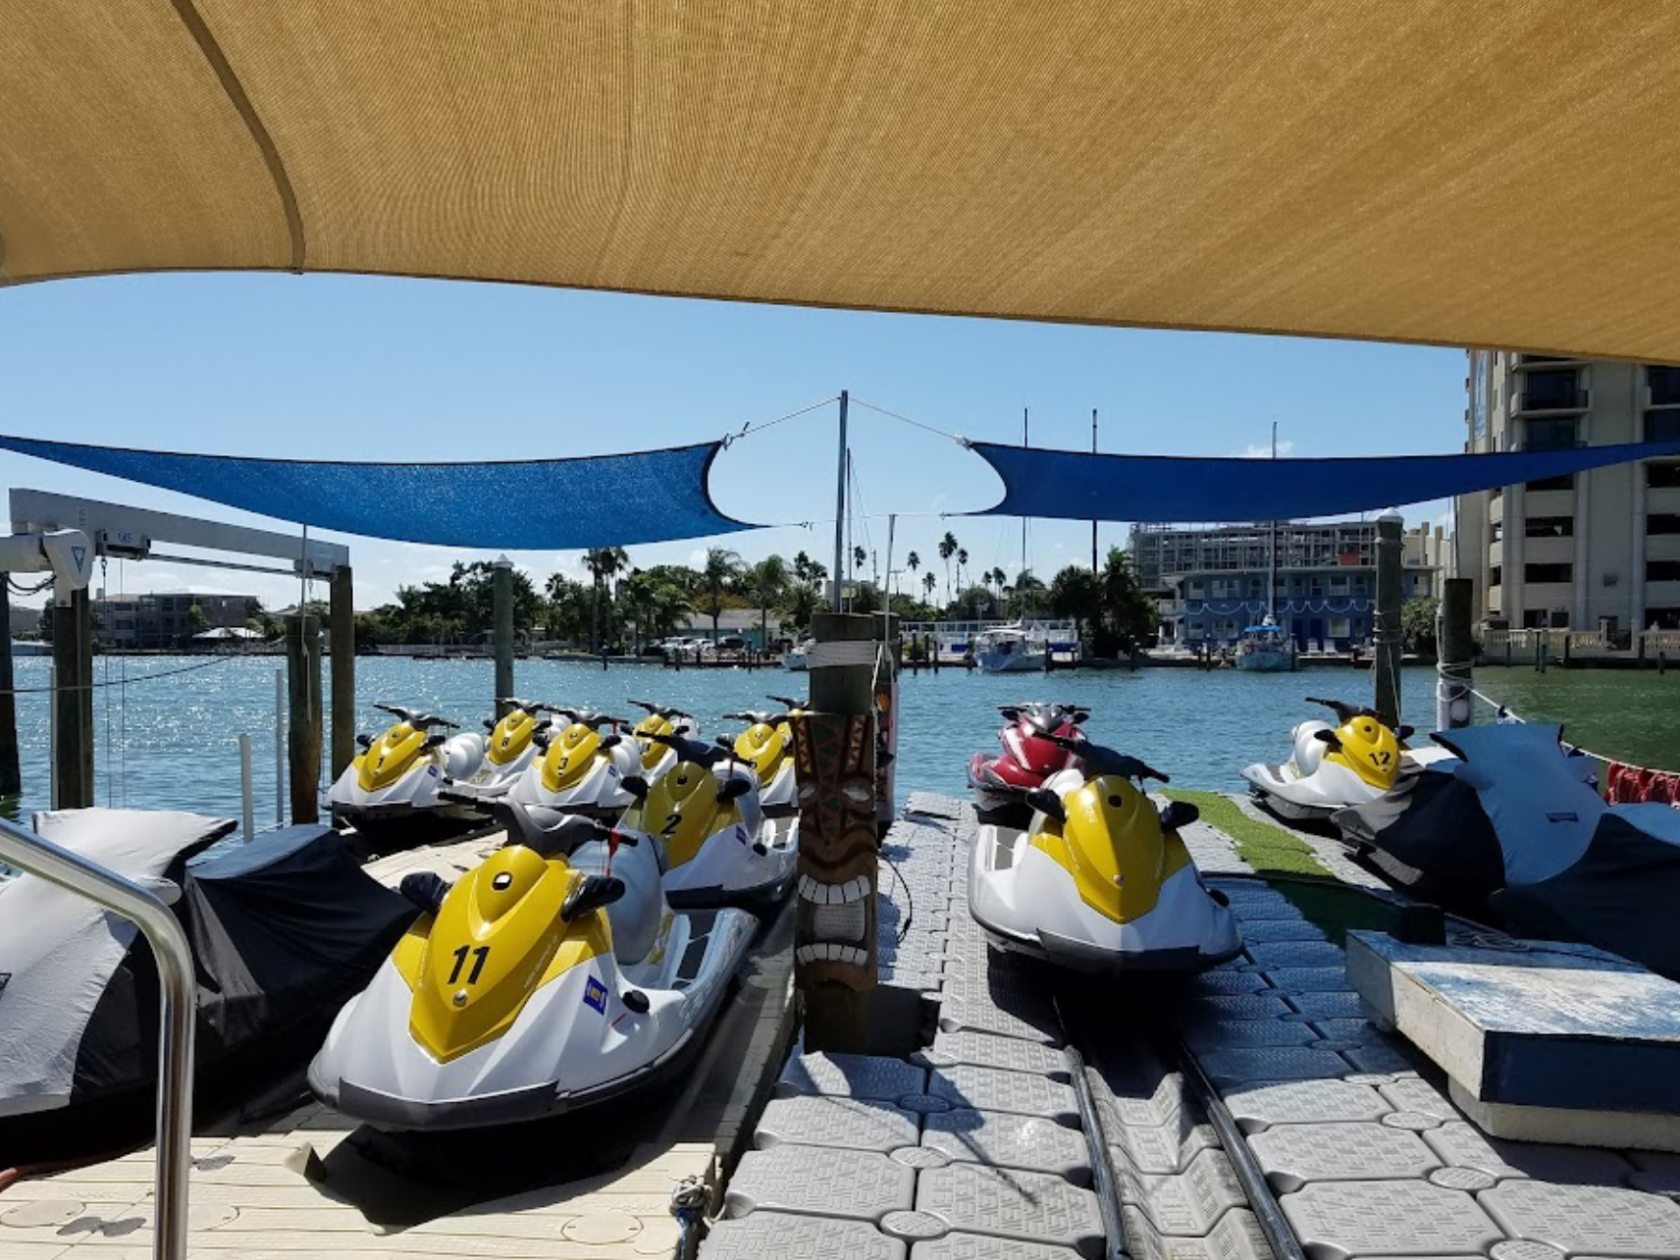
[0,654,236,695]
[1463,686,1644,770]
[719,395,841,448]
[850,397,968,444]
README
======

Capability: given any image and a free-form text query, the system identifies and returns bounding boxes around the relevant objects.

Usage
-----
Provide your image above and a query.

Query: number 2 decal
[448,944,491,985]
[1369,750,1392,767]
[661,811,682,836]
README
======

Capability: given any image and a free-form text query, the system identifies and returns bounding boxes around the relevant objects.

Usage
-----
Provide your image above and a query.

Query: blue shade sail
[965,440,1680,523]
[0,436,751,549]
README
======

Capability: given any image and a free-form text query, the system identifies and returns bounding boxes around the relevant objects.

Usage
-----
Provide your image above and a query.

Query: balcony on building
[1511,354,1585,371]
[1514,369,1589,415]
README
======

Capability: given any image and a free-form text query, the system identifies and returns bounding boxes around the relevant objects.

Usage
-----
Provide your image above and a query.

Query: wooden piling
[493,559,515,715]
[329,565,356,779]
[286,614,321,824]
[51,588,94,808]
[1374,510,1403,726]
[793,611,878,1054]
[1437,577,1474,730]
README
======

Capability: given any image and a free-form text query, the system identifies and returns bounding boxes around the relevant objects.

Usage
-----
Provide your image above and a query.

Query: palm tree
[938,532,958,605]
[956,547,969,604]
[922,570,937,608]
[751,555,789,654]
[583,547,629,652]
[701,547,743,642]
[990,566,1008,594]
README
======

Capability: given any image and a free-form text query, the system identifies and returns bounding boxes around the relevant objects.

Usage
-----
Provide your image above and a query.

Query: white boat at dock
[1234,615,1293,672]
[974,622,1050,673]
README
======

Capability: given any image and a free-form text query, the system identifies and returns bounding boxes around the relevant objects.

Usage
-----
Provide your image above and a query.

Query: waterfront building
[90,590,259,650]
[1131,521,1447,652]
[1455,353,1680,635]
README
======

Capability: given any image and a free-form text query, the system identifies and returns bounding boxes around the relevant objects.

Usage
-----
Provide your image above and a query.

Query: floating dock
[6,798,1680,1259]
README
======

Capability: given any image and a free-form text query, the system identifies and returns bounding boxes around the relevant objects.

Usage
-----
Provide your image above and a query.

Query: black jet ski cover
[0,814,413,1166]
[1331,763,1506,908]
[1492,805,1680,981]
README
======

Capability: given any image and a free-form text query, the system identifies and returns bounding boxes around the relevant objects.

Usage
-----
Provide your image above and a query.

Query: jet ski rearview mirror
[1025,787,1067,823]
[355,733,373,748]
[717,776,752,803]
[1312,728,1343,750]
[483,718,496,730]
[423,733,448,749]
[399,871,452,916]
[620,775,650,801]
[562,874,627,922]
[1158,800,1200,832]
[1395,725,1415,741]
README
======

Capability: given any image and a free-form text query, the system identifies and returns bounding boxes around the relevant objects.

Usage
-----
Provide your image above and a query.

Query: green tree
[955,547,969,598]
[938,532,958,605]
[750,554,789,652]
[1092,547,1156,655]
[583,547,630,652]
[1401,595,1440,656]
[922,570,937,605]
[1049,565,1104,646]
[699,547,743,642]
[906,551,920,590]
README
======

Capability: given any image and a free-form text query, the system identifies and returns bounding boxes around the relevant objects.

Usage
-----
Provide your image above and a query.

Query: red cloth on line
[1606,761,1680,807]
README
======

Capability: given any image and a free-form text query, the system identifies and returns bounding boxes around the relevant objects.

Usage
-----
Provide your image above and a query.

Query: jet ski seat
[567,835,662,965]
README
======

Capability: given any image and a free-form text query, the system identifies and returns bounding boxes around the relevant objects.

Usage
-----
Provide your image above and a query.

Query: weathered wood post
[286,614,321,823]
[873,612,900,838]
[329,565,356,780]
[790,611,878,1053]
[1436,577,1474,732]
[1374,509,1404,727]
[493,557,515,716]
[0,580,20,797]
[52,587,94,808]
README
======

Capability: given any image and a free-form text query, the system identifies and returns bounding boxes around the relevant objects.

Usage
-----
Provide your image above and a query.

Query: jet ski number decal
[661,812,683,836]
[447,945,491,985]
[1370,750,1392,768]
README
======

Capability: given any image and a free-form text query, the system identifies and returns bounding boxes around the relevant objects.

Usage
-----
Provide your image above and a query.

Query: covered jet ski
[1240,697,1420,825]
[1340,723,1680,978]
[617,731,795,910]
[329,704,487,850]
[1,810,414,1166]
[968,702,1088,813]
[968,736,1240,974]
[308,802,755,1131]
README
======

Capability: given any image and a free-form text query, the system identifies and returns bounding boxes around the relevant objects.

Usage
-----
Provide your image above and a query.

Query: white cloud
[1234,439,1295,459]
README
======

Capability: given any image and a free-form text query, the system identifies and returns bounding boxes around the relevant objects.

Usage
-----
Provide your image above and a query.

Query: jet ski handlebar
[373,703,458,729]
[628,699,694,719]
[551,707,631,728]
[1306,696,1382,725]
[723,710,791,726]
[1045,733,1169,783]
[485,799,635,859]
[765,694,805,711]
[648,730,725,767]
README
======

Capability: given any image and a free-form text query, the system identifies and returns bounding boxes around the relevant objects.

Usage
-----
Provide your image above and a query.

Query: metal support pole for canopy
[0,577,20,798]
[493,557,515,716]
[832,391,848,614]
[1437,578,1474,731]
[0,818,196,1260]
[1091,409,1099,573]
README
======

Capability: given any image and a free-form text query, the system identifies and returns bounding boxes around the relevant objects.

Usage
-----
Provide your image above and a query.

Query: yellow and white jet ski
[968,736,1240,974]
[721,704,800,847]
[626,700,702,786]
[328,704,487,851]
[618,732,794,911]
[1240,697,1433,825]
[444,698,556,805]
[507,708,641,819]
[308,801,755,1131]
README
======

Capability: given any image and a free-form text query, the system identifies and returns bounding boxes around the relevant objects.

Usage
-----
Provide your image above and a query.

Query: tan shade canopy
[6,2,1680,360]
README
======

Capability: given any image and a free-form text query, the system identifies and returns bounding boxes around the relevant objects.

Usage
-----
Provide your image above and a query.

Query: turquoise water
[2,655,1475,823]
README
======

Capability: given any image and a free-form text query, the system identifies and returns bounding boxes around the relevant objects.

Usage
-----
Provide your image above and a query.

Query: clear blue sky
[0,273,1466,611]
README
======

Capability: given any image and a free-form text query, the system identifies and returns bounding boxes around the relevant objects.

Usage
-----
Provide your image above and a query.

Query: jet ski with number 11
[968,736,1240,974]
[307,801,755,1131]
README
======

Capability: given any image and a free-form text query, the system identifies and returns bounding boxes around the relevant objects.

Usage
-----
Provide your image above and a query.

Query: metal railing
[0,817,195,1260]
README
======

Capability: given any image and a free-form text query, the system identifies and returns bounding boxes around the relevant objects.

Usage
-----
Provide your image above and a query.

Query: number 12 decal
[448,944,491,984]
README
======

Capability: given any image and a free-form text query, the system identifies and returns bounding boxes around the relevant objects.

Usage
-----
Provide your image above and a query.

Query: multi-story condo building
[1455,353,1680,635]
[1131,520,1446,650]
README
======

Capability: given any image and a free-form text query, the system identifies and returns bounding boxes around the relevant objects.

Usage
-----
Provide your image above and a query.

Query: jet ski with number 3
[307,800,756,1131]
[626,700,702,786]
[968,736,1240,974]
[507,708,641,819]
[1240,697,1432,826]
